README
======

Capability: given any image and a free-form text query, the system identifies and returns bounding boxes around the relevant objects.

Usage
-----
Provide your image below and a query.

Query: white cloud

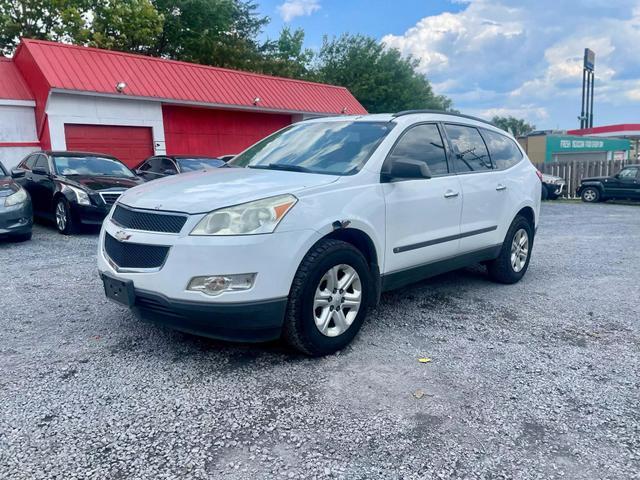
[381,0,640,128]
[277,0,321,22]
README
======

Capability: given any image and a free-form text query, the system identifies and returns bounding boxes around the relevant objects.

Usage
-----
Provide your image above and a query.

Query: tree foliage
[491,116,536,137]
[0,2,455,113]
[312,34,454,113]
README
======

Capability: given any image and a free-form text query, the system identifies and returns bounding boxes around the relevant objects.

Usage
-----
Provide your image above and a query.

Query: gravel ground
[1,202,639,480]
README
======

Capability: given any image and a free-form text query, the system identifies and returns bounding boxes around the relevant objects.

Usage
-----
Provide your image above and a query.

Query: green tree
[0,0,89,55]
[491,116,536,137]
[150,0,268,70]
[313,34,453,113]
[89,0,163,53]
[259,27,313,78]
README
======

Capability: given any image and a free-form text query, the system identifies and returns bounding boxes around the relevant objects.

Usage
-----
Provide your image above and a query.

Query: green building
[518,133,631,165]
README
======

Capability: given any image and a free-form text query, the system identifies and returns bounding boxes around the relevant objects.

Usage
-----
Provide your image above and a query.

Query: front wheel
[55,197,77,235]
[283,239,373,356]
[581,187,600,203]
[487,215,533,284]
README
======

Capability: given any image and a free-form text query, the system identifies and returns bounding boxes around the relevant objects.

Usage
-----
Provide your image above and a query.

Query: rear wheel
[487,215,533,284]
[581,187,600,203]
[55,197,77,235]
[283,239,372,356]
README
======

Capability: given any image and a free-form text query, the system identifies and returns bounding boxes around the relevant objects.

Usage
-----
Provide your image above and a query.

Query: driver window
[387,124,449,176]
[619,168,638,179]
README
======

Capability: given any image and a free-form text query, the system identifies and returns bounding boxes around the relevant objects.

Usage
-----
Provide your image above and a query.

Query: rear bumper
[114,281,287,342]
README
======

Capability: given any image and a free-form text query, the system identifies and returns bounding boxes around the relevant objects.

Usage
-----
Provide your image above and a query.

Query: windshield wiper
[249,163,313,173]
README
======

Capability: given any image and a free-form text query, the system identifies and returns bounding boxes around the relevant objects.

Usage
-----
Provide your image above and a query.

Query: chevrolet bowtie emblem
[115,230,132,242]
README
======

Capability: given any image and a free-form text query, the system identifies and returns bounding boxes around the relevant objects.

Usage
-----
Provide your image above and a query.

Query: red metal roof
[0,58,34,101]
[567,124,640,136]
[16,39,366,115]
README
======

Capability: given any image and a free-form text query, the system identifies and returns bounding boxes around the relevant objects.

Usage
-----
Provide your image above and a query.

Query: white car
[98,111,541,356]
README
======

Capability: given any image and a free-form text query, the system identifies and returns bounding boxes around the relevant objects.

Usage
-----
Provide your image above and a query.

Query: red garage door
[64,124,154,168]
[163,105,291,157]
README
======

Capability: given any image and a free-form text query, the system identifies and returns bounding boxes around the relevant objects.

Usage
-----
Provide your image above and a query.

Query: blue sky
[257,0,640,130]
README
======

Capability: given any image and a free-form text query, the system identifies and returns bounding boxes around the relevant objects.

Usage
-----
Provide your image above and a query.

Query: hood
[0,178,18,198]
[118,167,339,214]
[62,175,144,192]
[581,176,610,183]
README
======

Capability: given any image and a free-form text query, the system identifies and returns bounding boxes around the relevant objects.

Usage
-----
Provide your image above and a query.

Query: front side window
[618,167,638,179]
[53,155,134,178]
[444,124,492,172]
[386,123,449,176]
[481,129,523,170]
[22,154,37,170]
[231,121,394,176]
[34,155,50,173]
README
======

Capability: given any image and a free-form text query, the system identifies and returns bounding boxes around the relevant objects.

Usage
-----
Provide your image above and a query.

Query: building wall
[45,93,166,155]
[521,136,546,165]
[0,103,40,169]
[162,105,292,157]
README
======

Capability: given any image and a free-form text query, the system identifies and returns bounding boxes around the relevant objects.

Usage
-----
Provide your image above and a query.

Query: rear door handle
[496,184,507,191]
[444,190,459,198]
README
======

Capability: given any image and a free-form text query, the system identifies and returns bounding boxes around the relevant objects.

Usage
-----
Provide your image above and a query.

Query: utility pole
[579,49,595,129]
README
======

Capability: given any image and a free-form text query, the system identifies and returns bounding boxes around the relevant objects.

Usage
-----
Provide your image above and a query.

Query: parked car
[0,161,33,241]
[135,155,225,181]
[13,151,143,234]
[540,173,565,200]
[98,111,540,356]
[577,164,640,202]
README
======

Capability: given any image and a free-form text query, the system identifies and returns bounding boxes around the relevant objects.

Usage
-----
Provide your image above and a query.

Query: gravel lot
[1,202,639,480]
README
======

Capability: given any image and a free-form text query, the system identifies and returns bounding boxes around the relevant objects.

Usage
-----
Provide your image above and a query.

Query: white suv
[98,111,541,355]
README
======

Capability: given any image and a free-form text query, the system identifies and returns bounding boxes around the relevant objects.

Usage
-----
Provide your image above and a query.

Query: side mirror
[11,168,25,179]
[32,167,48,176]
[383,159,432,182]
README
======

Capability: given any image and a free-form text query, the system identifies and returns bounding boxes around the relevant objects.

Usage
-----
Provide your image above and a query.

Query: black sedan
[134,155,225,182]
[0,161,33,241]
[577,164,640,202]
[13,151,143,234]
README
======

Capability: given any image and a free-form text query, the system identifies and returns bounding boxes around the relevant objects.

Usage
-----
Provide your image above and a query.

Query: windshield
[177,158,225,172]
[0,162,7,178]
[53,156,135,178]
[230,121,394,175]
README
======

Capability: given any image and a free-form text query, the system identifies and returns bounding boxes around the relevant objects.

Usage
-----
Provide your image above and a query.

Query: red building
[0,39,366,169]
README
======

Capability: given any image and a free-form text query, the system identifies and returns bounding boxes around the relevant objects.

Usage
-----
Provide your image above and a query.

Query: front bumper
[0,201,33,237]
[72,203,112,226]
[98,208,322,340]
[102,274,287,341]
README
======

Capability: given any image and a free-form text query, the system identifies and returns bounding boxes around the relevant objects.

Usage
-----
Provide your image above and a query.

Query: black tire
[11,231,32,242]
[581,187,600,203]
[541,184,549,201]
[283,239,373,356]
[487,215,534,284]
[55,197,77,235]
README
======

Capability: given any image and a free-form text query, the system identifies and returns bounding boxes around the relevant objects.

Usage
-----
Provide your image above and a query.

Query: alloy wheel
[313,264,362,337]
[583,189,597,202]
[55,201,67,232]
[510,228,529,273]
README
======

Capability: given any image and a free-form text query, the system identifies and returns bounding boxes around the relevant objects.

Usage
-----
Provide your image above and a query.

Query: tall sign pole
[580,48,595,129]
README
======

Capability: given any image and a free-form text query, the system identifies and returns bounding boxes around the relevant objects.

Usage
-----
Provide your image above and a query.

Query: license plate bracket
[102,273,135,307]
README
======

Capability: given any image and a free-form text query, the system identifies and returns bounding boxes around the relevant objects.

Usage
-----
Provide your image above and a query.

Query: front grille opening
[104,233,169,269]
[111,205,187,233]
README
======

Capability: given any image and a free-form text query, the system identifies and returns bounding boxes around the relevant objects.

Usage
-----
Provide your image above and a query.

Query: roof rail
[392,109,495,126]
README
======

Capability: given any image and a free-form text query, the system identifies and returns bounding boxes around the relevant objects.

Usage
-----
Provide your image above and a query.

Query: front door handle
[496,184,507,191]
[444,190,459,198]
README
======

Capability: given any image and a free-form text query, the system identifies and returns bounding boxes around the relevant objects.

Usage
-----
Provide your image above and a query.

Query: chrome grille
[111,204,187,233]
[100,192,124,206]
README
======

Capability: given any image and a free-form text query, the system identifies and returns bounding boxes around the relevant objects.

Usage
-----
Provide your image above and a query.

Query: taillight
[535,170,543,181]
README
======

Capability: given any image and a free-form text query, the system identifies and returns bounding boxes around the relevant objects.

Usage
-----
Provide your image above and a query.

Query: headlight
[62,184,91,206]
[191,194,297,236]
[4,187,28,207]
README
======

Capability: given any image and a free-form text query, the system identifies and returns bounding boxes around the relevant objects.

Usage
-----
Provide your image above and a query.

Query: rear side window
[481,129,523,170]
[444,124,492,172]
[386,123,449,176]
